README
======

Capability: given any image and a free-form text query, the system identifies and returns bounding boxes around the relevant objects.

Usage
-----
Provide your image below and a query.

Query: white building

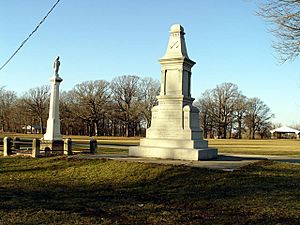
[270,126,300,139]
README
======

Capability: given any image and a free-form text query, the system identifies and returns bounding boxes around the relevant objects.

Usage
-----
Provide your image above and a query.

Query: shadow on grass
[1,158,300,224]
[216,154,267,161]
[273,158,300,164]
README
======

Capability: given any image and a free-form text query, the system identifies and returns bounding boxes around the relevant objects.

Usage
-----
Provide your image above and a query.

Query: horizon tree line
[0,77,275,139]
[0,75,160,137]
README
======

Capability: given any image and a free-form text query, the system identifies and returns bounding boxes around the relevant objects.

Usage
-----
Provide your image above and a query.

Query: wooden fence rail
[0,139,3,153]
[2,137,97,158]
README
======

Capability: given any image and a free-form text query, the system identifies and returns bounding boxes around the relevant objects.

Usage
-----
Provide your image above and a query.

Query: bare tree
[196,83,241,139]
[110,75,141,137]
[59,91,78,135]
[139,77,160,128]
[22,85,50,134]
[71,80,110,136]
[0,87,17,132]
[233,94,248,139]
[244,97,274,139]
[258,0,300,62]
[196,90,215,138]
[211,83,240,139]
[13,98,32,133]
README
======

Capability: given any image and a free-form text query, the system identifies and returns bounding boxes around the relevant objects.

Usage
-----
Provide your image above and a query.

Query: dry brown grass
[208,139,300,156]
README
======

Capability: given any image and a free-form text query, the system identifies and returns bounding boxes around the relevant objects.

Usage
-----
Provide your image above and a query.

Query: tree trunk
[218,124,222,139]
[39,117,44,134]
[125,123,129,137]
[228,122,233,139]
[252,123,256,139]
[94,121,98,136]
[223,125,227,139]
[237,120,242,139]
[252,129,255,139]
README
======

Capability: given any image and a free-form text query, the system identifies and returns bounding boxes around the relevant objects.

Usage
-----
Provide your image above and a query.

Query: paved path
[71,153,300,171]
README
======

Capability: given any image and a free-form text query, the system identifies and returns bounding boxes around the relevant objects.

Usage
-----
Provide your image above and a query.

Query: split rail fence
[0,137,97,158]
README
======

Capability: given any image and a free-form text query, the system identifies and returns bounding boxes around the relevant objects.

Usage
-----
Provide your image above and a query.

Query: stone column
[43,75,63,141]
[41,56,64,153]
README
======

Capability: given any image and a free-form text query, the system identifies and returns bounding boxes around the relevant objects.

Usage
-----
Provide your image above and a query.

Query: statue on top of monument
[53,56,60,76]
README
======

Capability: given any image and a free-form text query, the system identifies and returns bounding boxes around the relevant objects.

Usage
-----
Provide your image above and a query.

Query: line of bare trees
[0,75,160,137]
[195,82,274,139]
[0,78,273,139]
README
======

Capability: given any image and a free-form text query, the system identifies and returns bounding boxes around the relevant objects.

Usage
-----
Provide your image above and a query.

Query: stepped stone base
[129,145,218,161]
[40,140,64,155]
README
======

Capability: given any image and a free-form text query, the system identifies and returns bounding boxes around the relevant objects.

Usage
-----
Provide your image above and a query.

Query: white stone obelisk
[129,24,217,160]
[43,56,63,145]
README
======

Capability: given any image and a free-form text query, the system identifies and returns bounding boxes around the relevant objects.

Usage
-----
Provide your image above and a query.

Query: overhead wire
[0,0,62,72]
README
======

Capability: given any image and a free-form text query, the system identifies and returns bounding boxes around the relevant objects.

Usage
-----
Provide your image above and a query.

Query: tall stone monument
[41,56,63,152]
[129,24,218,160]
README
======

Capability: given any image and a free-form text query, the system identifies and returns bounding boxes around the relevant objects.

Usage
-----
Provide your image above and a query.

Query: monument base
[129,146,218,161]
[40,140,64,155]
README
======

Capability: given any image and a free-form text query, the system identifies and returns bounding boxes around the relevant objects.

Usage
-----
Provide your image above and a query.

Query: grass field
[1,134,300,224]
[0,156,300,224]
[96,138,300,156]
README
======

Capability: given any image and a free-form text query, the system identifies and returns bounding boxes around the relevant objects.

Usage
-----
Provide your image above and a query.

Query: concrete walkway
[71,153,300,171]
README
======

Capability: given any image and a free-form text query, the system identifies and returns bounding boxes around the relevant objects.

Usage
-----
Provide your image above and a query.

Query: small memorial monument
[129,24,218,160]
[41,56,63,153]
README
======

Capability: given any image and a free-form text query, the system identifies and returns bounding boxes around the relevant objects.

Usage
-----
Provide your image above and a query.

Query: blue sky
[0,0,299,125]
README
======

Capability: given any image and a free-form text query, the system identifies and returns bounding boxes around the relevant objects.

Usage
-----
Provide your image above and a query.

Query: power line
[0,0,62,72]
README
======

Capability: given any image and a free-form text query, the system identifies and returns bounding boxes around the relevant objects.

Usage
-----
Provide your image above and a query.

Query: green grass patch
[98,147,128,155]
[1,156,300,224]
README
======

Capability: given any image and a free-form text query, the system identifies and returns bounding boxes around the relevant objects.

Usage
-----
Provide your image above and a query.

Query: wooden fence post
[32,139,40,158]
[3,137,12,157]
[64,138,72,155]
[90,139,97,154]
[44,147,51,157]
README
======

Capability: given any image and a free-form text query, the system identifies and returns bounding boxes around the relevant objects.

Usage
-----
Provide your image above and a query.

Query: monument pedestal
[129,24,217,161]
[129,96,218,160]
[130,145,217,161]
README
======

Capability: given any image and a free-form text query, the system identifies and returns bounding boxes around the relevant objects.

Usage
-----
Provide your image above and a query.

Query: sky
[0,0,299,126]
